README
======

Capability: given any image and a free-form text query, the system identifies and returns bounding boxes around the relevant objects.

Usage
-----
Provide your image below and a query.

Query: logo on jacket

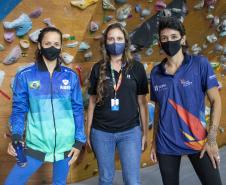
[209,75,216,80]
[60,79,71,90]
[154,84,167,92]
[29,81,40,89]
[62,79,69,86]
[180,79,192,87]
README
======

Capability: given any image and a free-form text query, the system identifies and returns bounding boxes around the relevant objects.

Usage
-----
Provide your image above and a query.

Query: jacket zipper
[50,73,57,161]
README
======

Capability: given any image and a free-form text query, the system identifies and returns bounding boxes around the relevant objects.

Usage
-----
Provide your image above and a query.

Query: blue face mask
[106,43,125,56]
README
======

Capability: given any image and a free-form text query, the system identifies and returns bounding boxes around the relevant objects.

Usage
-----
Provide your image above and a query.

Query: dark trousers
[157,152,222,185]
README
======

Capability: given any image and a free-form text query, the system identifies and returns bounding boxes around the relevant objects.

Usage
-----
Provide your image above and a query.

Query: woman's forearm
[207,87,222,145]
[87,95,96,136]
[138,95,148,136]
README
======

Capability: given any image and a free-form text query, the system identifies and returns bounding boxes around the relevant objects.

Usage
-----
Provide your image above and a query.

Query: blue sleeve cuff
[73,141,85,150]
[12,134,22,143]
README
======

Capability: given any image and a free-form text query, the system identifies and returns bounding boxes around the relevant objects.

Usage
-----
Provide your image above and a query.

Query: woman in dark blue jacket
[150,16,222,185]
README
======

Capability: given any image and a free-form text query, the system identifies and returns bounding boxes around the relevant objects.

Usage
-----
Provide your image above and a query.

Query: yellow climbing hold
[71,0,98,10]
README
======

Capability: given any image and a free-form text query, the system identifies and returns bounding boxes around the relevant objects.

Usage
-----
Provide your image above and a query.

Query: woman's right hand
[7,142,17,157]
[150,141,158,163]
[86,132,92,152]
[87,136,91,148]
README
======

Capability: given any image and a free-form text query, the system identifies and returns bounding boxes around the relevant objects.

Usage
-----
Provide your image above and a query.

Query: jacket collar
[36,59,61,72]
[160,54,190,74]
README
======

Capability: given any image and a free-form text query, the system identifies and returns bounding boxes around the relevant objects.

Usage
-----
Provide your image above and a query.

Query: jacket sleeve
[10,72,29,142]
[71,73,87,150]
[200,57,219,92]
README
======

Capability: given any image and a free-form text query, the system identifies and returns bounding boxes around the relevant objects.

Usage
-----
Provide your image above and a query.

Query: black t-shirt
[88,60,149,132]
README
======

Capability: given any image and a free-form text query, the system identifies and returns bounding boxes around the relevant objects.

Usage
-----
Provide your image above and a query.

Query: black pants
[157,152,222,185]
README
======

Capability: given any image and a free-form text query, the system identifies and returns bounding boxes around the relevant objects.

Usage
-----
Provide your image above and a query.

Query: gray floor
[73,146,226,185]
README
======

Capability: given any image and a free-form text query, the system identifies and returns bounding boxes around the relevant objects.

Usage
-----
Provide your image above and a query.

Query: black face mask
[41,46,61,61]
[160,39,182,57]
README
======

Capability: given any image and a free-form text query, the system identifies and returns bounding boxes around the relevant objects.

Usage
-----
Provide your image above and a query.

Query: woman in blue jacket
[150,17,222,185]
[5,27,86,185]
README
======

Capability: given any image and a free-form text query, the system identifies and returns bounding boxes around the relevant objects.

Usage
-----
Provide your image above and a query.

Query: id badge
[111,98,119,111]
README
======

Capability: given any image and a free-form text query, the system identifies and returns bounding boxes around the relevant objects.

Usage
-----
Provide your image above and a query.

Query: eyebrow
[107,35,124,39]
[171,34,179,36]
[161,33,180,37]
[44,41,60,43]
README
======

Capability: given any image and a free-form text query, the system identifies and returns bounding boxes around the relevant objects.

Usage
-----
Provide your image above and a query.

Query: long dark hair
[158,16,189,53]
[96,22,133,103]
[35,27,63,63]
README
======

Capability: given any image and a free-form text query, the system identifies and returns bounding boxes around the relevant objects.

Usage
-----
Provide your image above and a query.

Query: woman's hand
[142,134,147,152]
[86,127,93,152]
[7,141,24,157]
[200,142,220,169]
[87,136,91,149]
[86,134,93,153]
[150,141,158,163]
[7,142,17,157]
[68,147,81,166]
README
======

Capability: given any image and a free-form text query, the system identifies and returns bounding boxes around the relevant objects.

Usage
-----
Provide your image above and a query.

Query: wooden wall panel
[0,0,225,184]
[76,0,226,170]
[0,0,98,184]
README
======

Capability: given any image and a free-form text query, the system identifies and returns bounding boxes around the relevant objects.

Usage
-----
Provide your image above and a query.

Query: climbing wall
[0,0,98,184]
[0,0,225,184]
[75,0,226,173]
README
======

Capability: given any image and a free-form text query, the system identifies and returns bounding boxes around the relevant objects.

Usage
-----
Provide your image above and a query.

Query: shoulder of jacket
[61,66,78,76]
[16,63,36,77]
[190,54,208,63]
[151,63,161,73]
